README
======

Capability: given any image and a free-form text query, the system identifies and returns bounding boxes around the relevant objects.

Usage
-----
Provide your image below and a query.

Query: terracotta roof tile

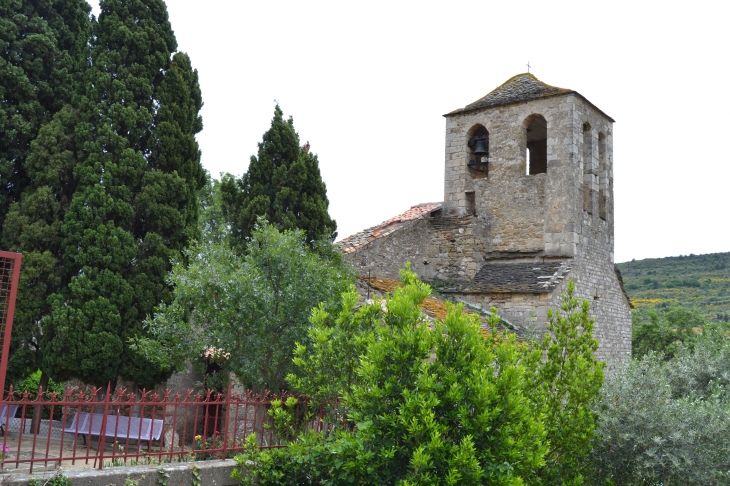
[337,202,442,254]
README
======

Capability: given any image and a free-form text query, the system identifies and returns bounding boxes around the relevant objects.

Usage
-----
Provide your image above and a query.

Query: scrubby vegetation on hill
[617,252,730,322]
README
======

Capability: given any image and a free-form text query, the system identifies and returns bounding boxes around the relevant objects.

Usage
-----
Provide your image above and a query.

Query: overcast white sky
[94,0,730,263]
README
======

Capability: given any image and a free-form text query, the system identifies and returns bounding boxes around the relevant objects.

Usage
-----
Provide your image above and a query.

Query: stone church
[338,73,632,368]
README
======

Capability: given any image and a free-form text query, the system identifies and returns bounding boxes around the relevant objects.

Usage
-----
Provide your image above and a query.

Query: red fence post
[0,251,22,394]
[0,385,306,472]
[97,383,112,469]
[221,382,232,459]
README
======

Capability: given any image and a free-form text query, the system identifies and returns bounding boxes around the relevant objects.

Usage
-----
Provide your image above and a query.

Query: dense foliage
[287,287,381,409]
[617,252,730,322]
[2,0,204,388]
[0,0,90,386]
[136,222,354,392]
[525,280,604,485]
[12,369,65,420]
[0,0,90,235]
[590,327,730,485]
[631,306,712,359]
[220,105,336,250]
[237,271,605,485]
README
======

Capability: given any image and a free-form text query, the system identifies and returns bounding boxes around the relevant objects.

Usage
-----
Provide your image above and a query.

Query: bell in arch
[472,139,489,157]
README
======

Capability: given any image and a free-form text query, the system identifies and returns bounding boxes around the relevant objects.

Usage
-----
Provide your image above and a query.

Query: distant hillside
[616,252,730,322]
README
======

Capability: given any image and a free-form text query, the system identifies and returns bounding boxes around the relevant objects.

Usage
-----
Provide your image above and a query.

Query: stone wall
[344,218,435,280]
[443,93,615,261]
[560,96,629,368]
[450,291,547,336]
[444,252,631,369]
[341,82,630,369]
[563,257,632,369]
[444,95,579,258]
[343,215,488,281]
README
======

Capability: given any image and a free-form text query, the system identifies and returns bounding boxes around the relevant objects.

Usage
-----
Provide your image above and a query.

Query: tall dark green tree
[0,0,90,239]
[221,105,336,250]
[4,0,204,389]
[1,0,90,386]
[2,106,79,385]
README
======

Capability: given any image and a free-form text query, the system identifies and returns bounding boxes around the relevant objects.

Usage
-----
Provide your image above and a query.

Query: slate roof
[337,203,443,254]
[438,261,573,294]
[446,73,615,122]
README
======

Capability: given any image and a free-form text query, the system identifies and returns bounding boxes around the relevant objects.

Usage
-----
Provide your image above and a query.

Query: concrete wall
[0,460,246,486]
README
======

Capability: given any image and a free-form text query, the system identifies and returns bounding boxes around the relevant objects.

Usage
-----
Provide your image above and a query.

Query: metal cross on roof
[526,62,531,73]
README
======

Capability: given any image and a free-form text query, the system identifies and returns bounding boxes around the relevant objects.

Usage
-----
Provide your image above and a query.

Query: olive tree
[590,328,730,485]
[135,221,354,392]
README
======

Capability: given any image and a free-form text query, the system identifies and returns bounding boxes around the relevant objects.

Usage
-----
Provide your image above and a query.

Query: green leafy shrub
[234,270,605,485]
[13,370,65,420]
[14,370,65,397]
[524,280,604,485]
[287,285,382,422]
[234,430,370,485]
[663,277,701,288]
[236,267,548,485]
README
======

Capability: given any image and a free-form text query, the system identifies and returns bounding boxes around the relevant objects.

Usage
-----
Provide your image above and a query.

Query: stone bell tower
[338,73,632,367]
[443,72,615,262]
[440,73,630,366]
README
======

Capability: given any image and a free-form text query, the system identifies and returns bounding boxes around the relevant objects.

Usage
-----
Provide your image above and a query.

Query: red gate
[0,251,22,394]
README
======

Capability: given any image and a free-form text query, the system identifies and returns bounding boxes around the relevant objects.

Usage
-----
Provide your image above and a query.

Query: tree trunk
[30,371,50,435]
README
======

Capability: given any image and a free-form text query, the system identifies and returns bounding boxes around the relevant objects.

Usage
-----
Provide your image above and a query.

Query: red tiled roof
[337,202,442,254]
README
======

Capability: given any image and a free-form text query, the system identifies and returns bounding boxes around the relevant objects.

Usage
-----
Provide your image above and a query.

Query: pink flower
[214,430,220,435]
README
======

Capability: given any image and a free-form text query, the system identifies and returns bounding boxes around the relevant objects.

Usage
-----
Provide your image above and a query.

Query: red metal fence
[0,383,323,474]
[0,251,22,394]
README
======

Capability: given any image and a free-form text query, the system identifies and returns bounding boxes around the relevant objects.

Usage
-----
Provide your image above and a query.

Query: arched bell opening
[466,125,489,179]
[583,122,594,213]
[598,132,607,220]
[524,114,547,175]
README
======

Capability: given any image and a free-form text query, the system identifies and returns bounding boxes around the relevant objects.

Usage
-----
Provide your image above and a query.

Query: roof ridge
[446,73,573,116]
[486,72,537,94]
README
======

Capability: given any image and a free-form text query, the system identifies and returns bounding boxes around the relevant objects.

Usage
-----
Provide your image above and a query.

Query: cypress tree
[8,0,205,388]
[2,106,79,384]
[0,0,90,239]
[1,0,90,386]
[221,105,336,251]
